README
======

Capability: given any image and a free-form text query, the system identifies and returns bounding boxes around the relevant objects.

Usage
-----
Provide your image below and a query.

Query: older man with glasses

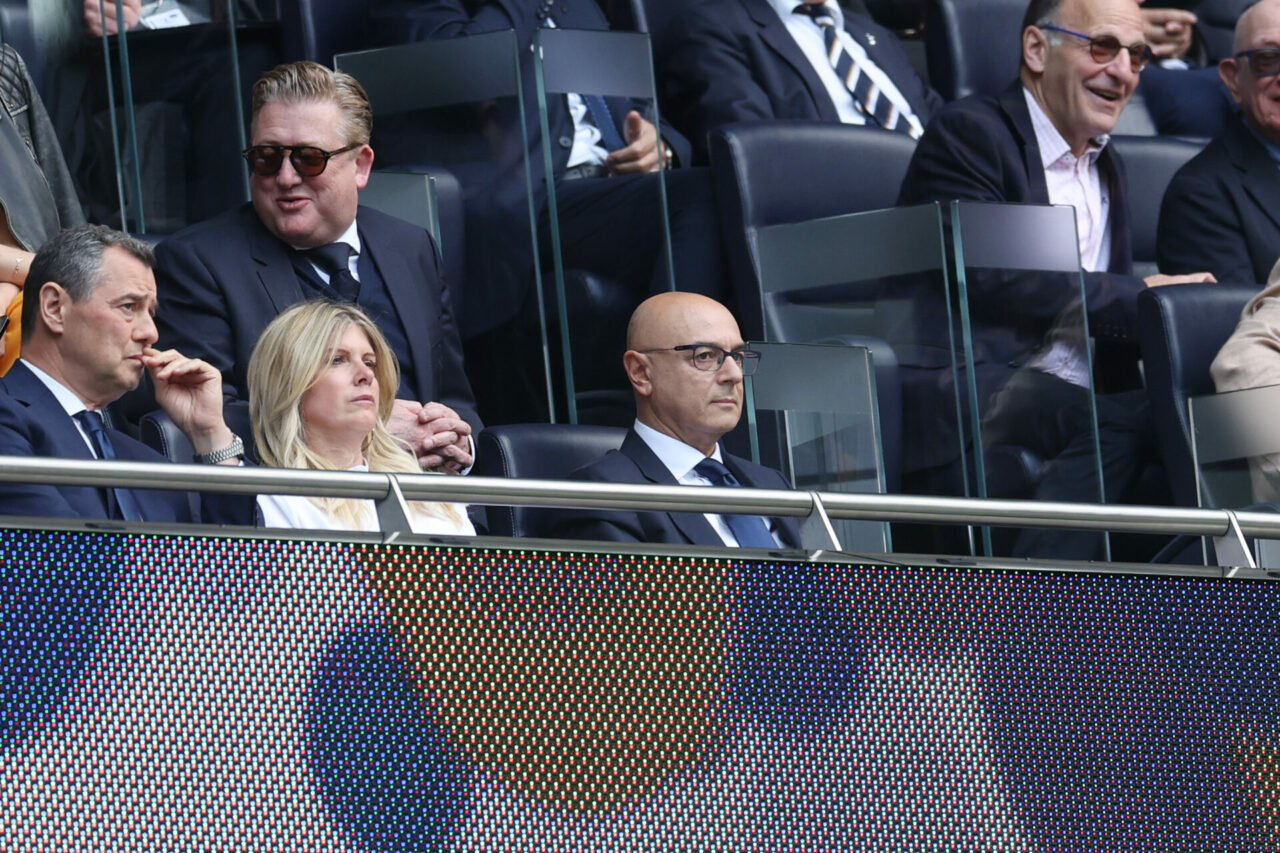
[152,61,480,474]
[550,292,802,548]
[1159,0,1280,285]
[896,0,1214,560]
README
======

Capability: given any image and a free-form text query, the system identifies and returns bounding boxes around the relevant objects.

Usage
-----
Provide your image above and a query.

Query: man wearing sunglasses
[1159,0,1280,286]
[897,0,1214,559]
[550,292,801,549]
[153,61,481,474]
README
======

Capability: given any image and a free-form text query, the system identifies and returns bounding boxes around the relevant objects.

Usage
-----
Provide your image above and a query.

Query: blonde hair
[252,61,372,149]
[248,300,463,529]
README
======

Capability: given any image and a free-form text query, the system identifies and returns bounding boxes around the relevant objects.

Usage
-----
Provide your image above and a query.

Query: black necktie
[694,458,778,548]
[792,3,919,139]
[303,243,361,302]
[74,410,145,522]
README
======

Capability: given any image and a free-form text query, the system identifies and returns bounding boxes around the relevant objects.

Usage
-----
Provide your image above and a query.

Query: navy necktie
[792,3,919,139]
[74,410,145,522]
[581,94,627,152]
[303,242,361,302]
[694,458,778,548]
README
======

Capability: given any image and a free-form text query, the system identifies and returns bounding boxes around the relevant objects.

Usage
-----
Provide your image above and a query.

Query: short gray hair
[22,224,154,338]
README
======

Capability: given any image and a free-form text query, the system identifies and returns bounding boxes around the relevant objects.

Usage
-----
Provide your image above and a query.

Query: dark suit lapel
[621,431,725,547]
[998,84,1050,203]
[1098,144,1133,274]
[1227,118,1280,237]
[356,209,437,400]
[245,209,307,315]
[748,0,843,123]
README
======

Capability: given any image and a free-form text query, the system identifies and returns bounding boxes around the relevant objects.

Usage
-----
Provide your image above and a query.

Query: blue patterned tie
[74,410,145,522]
[793,3,918,139]
[581,94,628,153]
[694,458,778,548]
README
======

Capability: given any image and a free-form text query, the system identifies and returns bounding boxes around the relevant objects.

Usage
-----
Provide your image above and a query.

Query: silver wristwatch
[194,434,245,465]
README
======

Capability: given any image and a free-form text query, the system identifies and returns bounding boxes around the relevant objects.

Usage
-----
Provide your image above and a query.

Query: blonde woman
[248,300,473,534]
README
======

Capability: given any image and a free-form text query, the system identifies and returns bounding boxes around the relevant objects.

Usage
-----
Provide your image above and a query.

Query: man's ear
[354,144,374,190]
[623,349,652,397]
[1219,57,1242,103]
[38,282,68,335]
[1023,25,1049,74]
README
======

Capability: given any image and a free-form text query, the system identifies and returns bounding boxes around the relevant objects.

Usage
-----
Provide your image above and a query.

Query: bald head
[623,293,748,455]
[1236,0,1280,55]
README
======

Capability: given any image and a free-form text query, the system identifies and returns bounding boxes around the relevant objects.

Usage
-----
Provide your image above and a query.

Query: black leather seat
[924,0,1024,102]
[473,423,627,537]
[1110,135,1207,279]
[1137,282,1258,507]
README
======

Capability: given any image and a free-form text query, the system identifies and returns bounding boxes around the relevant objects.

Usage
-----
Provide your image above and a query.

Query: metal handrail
[2,454,1279,541]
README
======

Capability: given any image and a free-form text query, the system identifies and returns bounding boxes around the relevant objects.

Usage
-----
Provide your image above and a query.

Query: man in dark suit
[897,0,1213,558]
[661,0,943,165]
[1158,0,1280,286]
[0,224,246,522]
[154,61,479,473]
[551,292,802,547]
[367,0,726,423]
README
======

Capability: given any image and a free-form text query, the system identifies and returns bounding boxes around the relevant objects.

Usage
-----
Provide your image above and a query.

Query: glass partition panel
[74,1,274,233]
[951,201,1105,560]
[337,33,552,426]
[745,341,889,552]
[531,27,672,424]
[748,203,974,556]
[1190,384,1280,566]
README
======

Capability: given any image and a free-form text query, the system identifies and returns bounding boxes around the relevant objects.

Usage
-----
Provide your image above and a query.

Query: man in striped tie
[662,0,943,164]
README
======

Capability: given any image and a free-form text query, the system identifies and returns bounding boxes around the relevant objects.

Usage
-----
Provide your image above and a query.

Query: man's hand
[84,0,142,37]
[606,111,662,175]
[1145,271,1217,287]
[1141,7,1197,60]
[144,347,237,459]
[387,398,473,473]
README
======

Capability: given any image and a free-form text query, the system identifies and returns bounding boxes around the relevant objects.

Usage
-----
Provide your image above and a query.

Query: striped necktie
[793,3,919,139]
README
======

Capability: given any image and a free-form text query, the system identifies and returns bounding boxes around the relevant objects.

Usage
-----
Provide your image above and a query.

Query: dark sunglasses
[240,142,362,178]
[1235,47,1280,78]
[1040,24,1153,73]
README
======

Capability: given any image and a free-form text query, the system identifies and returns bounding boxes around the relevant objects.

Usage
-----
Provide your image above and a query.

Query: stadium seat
[1110,135,1207,279]
[473,423,627,538]
[277,0,372,66]
[1137,282,1258,507]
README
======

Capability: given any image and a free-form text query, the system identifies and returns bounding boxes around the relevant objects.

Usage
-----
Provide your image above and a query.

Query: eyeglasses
[1235,47,1280,78]
[1040,24,1153,72]
[641,344,761,375]
[240,143,362,178]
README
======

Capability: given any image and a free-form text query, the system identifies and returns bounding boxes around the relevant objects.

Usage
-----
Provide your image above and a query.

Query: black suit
[367,0,723,338]
[661,0,942,165]
[1158,114,1280,286]
[897,83,1159,557]
[154,204,480,448]
[0,362,250,524]
[550,428,803,547]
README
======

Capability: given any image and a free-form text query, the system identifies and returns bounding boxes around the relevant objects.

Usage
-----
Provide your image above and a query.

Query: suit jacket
[895,82,1144,471]
[154,204,480,447]
[661,0,942,164]
[366,0,695,333]
[1158,114,1280,286]
[549,428,803,547]
[0,362,194,522]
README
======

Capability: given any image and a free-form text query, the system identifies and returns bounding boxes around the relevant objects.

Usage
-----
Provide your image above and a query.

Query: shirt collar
[20,358,95,418]
[288,218,361,255]
[633,419,724,481]
[775,0,842,27]
[1022,87,1108,168]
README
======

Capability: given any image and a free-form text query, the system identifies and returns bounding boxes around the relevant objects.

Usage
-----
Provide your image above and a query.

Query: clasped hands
[389,398,473,474]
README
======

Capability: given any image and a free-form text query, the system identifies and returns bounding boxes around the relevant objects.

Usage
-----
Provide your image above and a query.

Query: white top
[771,0,924,137]
[633,420,784,548]
[257,464,475,536]
[543,16,611,170]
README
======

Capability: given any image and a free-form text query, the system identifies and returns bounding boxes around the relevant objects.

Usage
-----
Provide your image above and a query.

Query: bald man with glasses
[550,292,802,549]
[153,61,480,473]
[1158,0,1280,286]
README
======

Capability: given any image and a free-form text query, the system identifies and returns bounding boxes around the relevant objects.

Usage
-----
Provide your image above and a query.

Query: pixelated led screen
[4,528,1280,849]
